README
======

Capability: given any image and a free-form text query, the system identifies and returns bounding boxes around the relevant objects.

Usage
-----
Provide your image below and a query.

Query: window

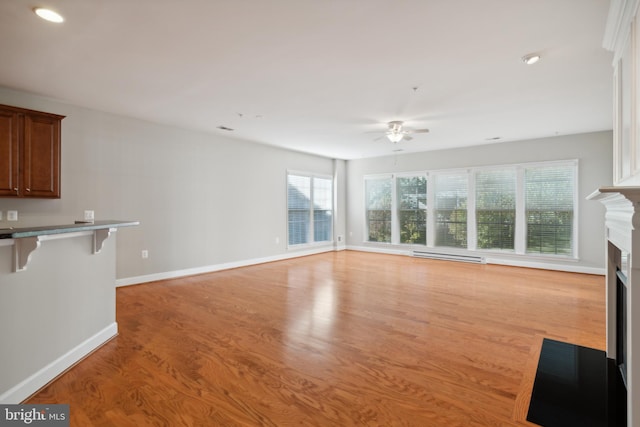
[434,173,468,248]
[363,160,577,259]
[525,164,575,256]
[397,176,427,244]
[287,175,311,245]
[287,173,333,246]
[365,176,392,242]
[313,177,333,242]
[475,169,516,250]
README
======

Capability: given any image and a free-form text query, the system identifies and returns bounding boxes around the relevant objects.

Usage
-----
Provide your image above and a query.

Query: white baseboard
[0,322,118,404]
[346,245,605,275]
[484,257,605,275]
[346,245,412,257]
[116,246,335,287]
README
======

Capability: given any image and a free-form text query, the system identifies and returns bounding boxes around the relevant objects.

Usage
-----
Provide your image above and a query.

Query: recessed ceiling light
[522,54,540,65]
[34,7,64,23]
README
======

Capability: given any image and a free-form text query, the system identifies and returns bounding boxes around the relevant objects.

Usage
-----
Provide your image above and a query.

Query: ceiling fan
[378,121,430,143]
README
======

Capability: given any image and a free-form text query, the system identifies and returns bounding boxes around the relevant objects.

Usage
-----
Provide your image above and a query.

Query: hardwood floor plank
[512,334,545,423]
[27,251,605,426]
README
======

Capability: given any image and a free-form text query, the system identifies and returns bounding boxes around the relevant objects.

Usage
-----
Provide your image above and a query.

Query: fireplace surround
[588,186,640,426]
[616,260,628,386]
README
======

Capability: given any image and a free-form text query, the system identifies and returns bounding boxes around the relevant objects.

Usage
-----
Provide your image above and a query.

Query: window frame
[363,174,394,244]
[474,167,518,252]
[433,171,469,249]
[286,171,334,248]
[523,161,579,258]
[395,172,428,245]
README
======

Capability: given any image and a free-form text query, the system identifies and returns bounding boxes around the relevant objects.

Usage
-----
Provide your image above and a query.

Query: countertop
[0,220,140,239]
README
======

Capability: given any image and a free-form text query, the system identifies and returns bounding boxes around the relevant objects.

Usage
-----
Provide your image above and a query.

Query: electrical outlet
[337,235,343,242]
[7,210,17,221]
[84,210,95,221]
[275,237,280,244]
[141,250,149,259]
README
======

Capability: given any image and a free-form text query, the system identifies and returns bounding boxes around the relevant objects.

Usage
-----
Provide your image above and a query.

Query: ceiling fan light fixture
[33,7,64,23]
[387,132,404,143]
[522,53,540,65]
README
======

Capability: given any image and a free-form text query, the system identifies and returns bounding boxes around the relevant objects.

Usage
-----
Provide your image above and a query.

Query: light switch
[7,210,17,221]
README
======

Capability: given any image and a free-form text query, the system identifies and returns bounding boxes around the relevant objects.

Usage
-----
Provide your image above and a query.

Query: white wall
[333,158,348,250]
[0,87,338,282]
[346,131,613,273]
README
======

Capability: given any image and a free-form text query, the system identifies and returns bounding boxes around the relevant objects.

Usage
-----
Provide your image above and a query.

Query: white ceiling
[0,0,614,160]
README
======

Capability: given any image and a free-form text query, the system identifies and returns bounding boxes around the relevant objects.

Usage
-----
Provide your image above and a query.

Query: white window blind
[475,169,516,250]
[313,177,333,242]
[365,176,392,243]
[287,174,311,245]
[397,176,427,244]
[434,173,467,248]
[287,173,333,246]
[525,164,575,256]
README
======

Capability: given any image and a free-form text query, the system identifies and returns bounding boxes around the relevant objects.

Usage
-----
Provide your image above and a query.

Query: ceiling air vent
[217,126,234,131]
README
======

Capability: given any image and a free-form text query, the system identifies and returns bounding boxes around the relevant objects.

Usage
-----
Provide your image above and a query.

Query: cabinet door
[0,109,20,196]
[23,113,61,198]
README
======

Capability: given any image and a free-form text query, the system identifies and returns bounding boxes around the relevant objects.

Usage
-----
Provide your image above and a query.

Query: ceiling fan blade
[403,135,413,141]
[408,128,430,134]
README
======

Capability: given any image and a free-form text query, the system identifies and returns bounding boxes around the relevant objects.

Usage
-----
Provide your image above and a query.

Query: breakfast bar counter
[0,220,139,239]
[0,220,138,272]
[0,219,138,404]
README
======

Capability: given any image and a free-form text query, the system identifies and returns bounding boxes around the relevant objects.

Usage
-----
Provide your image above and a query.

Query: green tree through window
[397,176,427,244]
[365,177,392,242]
[525,166,574,255]
[476,169,516,250]
[434,174,467,248]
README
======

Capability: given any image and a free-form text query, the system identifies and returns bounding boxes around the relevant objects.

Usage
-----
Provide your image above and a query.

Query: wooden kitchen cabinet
[0,104,64,198]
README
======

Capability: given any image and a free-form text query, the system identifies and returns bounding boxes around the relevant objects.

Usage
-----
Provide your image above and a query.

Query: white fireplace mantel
[588,186,640,254]
[587,186,640,426]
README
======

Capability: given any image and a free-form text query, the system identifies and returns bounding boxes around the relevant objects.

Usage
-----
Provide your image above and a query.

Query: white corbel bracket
[12,228,118,272]
[93,228,114,254]
[14,236,41,272]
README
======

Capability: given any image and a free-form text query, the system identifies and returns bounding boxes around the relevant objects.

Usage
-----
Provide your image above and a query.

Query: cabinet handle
[26,188,30,192]
[13,187,18,191]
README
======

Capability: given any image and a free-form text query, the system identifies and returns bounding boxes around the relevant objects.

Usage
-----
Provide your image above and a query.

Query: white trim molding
[116,246,335,287]
[588,188,639,252]
[604,0,640,60]
[347,245,411,257]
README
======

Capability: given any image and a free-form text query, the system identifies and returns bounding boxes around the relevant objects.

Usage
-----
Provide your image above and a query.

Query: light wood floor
[28,251,605,426]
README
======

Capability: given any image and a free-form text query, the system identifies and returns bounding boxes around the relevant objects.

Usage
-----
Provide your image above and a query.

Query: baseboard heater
[411,250,486,264]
